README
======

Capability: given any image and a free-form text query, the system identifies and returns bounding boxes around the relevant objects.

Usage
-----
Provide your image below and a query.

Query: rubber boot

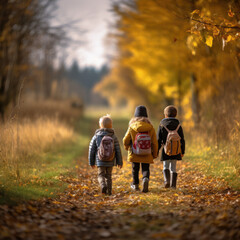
[142,178,149,193]
[171,172,178,189]
[163,169,170,188]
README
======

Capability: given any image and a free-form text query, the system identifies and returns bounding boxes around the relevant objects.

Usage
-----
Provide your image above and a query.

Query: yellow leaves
[191,9,200,15]
[225,35,233,43]
[205,35,213,47]
[187,35,198,55]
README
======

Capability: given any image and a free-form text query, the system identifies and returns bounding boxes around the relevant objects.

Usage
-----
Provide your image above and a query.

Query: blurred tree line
[65,61,109,105]
[95,0,240,142]
[26,60,109,107]
[0,0,64,120]
[0,0,108,122]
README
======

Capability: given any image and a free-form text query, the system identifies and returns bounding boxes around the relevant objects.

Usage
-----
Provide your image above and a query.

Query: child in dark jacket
[88,115,123,195]
[157,105,185,189]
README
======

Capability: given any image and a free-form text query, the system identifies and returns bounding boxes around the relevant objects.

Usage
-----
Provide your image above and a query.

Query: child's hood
[95,128,115,137]
[130,121,153,132]
[160,118,180,130]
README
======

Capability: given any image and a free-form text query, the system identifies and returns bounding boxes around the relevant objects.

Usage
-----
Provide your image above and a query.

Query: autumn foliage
[0,157,239,239]
[95,0,240,130]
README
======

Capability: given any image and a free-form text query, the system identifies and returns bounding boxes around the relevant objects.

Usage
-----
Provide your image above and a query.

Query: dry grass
[16,99,83,123]
[0,99,83,181]
[186,119,240,189]
[0,117,75,179]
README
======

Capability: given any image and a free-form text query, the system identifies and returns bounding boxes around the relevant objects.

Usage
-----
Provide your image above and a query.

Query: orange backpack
[163,124,181,156]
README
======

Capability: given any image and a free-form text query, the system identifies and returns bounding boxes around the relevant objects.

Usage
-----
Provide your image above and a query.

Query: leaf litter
[0,159,239,240]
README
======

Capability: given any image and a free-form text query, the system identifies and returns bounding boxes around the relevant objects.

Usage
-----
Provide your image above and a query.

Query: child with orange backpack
[123,106,158,192]
[157,105,185,189]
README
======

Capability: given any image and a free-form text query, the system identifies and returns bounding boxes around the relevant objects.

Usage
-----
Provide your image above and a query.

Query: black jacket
[157,118,185,161]
[88,128,123,167]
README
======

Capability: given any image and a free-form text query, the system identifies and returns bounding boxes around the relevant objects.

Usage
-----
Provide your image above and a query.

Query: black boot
[163,169,170,188]
[171,172,178,189]
[142,178,149,193]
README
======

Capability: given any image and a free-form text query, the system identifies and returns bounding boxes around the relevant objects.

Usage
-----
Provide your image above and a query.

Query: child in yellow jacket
[123,106,158,192]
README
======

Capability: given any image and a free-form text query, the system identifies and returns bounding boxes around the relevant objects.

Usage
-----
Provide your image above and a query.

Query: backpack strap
[162,125,170,133]
[175,124,181,131]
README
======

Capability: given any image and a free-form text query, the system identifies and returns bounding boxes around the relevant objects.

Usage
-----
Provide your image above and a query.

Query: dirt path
[0,154,239,240]
[1,116,240,240]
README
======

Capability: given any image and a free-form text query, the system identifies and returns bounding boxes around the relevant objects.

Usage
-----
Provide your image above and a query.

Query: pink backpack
[132,132,151,155]
[98,136,115,161]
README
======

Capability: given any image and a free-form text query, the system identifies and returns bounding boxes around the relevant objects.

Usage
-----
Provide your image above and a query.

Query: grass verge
[185,140,240,190]
[0,116,92,205]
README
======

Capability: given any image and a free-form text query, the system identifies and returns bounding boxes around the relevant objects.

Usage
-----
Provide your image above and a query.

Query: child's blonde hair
[99,114,112,128]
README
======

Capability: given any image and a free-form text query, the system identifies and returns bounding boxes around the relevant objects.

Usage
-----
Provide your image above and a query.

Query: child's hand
[91,165,95,169]
[181,154,184,158]
[117,165,122,169]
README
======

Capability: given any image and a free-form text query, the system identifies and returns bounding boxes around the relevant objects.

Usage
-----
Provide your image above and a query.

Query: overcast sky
[54,0,114,68]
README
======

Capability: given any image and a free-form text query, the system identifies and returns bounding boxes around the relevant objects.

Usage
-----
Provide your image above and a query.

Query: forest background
[0,0,240,203]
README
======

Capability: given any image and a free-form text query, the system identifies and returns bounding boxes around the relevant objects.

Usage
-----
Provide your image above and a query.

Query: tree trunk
[177,71,183,119]
[191,73,200,125]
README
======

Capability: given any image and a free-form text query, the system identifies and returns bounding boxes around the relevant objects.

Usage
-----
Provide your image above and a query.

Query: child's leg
[163,161,171,188]
[132,162,140,185]
[97,166,107,193]
[163,160,170,170]
[141,163,150,179]
[141,163,150,192]
[169,160,177,173]
[106,167,113,195]
[131,162,140,190]
[169,160,177,188]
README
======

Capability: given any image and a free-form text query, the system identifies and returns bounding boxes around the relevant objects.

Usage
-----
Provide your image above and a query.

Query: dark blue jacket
[157,118,185,161]
[88,128,123,167]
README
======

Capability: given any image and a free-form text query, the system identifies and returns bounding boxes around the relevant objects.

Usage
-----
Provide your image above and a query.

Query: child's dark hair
[164,105,177,117]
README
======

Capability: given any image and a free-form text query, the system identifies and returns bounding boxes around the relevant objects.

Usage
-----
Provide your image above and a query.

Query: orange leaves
[228,9,235,18]
[189,7,240,50]
[0,156,240,240]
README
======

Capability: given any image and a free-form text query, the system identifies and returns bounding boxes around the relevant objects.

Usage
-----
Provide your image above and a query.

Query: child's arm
[157,125,163,151]
[114,136,123,167]
[151,128,159,158]
[178,126,185,156]
[88,135,97,167]
[123,127,131,150]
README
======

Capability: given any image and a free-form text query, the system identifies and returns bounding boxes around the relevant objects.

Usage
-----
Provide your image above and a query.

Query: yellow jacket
[123,118,158,164]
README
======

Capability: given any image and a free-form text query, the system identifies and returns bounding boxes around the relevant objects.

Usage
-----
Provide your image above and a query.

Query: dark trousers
[132,162,150,184]
[97,167,113,189]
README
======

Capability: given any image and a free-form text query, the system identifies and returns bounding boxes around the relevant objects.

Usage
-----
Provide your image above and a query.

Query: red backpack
[98,136,115,161]
[132,132,151,155]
